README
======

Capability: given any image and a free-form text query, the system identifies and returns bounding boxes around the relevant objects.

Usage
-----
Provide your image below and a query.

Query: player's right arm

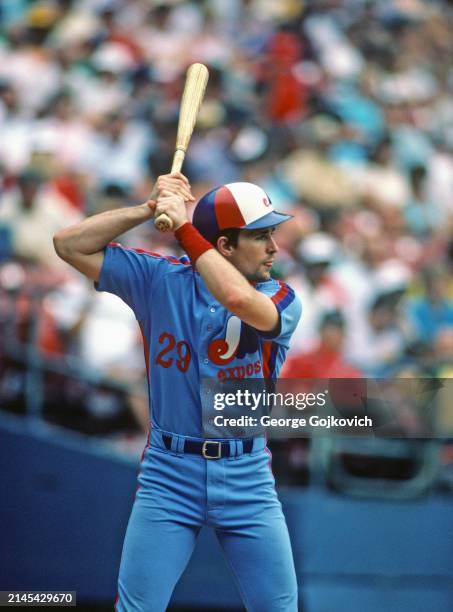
[53,203,155,281]
[53,173,194,281]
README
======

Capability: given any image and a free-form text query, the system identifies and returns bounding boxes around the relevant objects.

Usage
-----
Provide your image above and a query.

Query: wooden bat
[154,63,209,232]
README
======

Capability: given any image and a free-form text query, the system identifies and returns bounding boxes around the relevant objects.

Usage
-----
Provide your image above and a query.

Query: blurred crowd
[0,0,452,443]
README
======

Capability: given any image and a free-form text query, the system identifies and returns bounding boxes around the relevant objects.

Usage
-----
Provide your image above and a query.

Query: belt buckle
[202,440,222,459]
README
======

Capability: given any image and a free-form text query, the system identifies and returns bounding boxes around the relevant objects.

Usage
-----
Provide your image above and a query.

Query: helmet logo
[263,197,271,207]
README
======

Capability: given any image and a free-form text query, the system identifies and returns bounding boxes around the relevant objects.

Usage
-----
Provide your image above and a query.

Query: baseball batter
[53,173,301,611]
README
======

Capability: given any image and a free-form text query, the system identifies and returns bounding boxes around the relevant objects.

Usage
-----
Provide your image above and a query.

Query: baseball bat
[154,63,209,232]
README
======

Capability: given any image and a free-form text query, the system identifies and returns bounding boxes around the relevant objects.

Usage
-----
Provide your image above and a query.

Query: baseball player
[53,173,301,611]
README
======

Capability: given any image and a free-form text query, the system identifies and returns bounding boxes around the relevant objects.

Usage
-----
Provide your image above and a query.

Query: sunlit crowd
[0,0,452,442]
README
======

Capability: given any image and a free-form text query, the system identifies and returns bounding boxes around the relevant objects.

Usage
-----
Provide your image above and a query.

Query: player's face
[229,227,279,282]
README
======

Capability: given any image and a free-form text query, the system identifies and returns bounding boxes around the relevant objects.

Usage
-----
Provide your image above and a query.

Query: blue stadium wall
[0,413,452,611]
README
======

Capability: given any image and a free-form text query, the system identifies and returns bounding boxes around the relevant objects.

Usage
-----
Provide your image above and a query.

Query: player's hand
[154,193,189,231]
[149,172,194,206]
[144,199,157,215]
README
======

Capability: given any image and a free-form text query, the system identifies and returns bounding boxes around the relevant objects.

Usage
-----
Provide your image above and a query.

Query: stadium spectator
[282,310,362,379]
[407,267,453,345]
[0,167,82,269]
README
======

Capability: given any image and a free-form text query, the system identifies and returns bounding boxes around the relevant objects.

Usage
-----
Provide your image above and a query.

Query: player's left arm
[196,249,280,331]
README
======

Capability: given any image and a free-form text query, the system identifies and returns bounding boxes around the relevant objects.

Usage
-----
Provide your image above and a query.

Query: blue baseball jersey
[96,243,301,437]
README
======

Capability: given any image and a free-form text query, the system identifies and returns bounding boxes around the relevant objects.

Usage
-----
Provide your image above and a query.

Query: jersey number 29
[155,332,192,373]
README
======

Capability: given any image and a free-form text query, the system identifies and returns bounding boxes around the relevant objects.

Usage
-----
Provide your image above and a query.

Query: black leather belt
[162,435,254,459]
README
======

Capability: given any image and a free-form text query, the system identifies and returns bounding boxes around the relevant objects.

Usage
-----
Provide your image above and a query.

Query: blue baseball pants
[115,428,298,611]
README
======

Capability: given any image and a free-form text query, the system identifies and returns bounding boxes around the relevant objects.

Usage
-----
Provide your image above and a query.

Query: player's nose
[267,236,278,254]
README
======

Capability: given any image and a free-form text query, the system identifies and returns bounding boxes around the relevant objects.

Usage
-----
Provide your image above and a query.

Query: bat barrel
[154,62,209,232]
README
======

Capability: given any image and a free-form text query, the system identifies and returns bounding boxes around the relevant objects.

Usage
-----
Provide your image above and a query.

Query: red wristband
[175,222,213,265]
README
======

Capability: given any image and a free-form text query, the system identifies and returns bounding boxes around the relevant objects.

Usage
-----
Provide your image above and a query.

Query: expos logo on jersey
[208,316,259,366]
[207,281,296,379]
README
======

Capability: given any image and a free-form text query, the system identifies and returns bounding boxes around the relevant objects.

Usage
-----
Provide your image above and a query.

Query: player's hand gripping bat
[154,63,209,232]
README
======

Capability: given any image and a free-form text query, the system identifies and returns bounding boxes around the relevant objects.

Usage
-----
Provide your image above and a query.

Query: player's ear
[217,235,235,258]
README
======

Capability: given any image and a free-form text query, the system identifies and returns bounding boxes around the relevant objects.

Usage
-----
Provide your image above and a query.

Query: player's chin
[257,268,272,281]
[247,267,271,283]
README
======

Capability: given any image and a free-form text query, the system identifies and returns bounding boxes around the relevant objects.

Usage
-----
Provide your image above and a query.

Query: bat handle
[154,148,187,232]
[171,148,186,173]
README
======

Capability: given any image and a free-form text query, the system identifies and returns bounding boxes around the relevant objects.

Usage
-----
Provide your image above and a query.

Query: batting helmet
[192,182,292,243]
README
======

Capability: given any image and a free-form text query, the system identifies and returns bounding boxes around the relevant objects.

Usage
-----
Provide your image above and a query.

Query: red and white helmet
[192,182,292,243]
